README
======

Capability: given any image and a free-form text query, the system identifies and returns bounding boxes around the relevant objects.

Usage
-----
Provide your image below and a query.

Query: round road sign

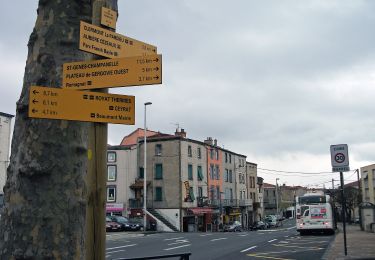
[335,153,345,164]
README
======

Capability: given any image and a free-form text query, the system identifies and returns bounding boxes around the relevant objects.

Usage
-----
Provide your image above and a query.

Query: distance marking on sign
[101,7,117,29]
[63,54,162,90]
[80,21,156,58]
[29,86,135,125]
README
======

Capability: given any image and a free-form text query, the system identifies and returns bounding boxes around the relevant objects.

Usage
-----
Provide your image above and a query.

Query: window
[155,144,162,156]
[107,152,116,163]
[210,164,214,180]
[229,154,232,163]
[216,186,220,199]
[225,169,229,182]
[229,170,232,183]
[210,185,215,199]
[215,165,220,180]
[189,187,195,201]
[198,187,203,198]
[197,166,203,181]
[107,186,116,202]
[155,187,163,201]
[229,188,233,200]
[225,153,228,163]
[155,164,163,179]
[197,147,201,159]
[215,150,219,160]
[139,167,144,179]
[107,165,117,181]
[210,149,214,159]
[188,145,192,157]
[188,164,193,180]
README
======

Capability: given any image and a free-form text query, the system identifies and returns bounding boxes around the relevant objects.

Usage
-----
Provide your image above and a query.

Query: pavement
[323,223,375,260]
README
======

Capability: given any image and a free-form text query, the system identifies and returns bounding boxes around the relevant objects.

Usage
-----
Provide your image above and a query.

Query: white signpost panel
[330,144,350,172]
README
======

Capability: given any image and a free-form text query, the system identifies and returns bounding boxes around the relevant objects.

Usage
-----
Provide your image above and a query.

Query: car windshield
[106,217,112,222]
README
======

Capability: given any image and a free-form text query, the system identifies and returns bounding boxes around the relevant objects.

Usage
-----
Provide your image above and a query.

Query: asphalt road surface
[105,220,335,260]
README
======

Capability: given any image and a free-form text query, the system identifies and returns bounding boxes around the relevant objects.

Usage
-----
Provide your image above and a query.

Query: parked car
[224,221,242,232]
[106,217,122,232]
[265,215,278,228]
[109,216,142,231]
[250,221,267,230]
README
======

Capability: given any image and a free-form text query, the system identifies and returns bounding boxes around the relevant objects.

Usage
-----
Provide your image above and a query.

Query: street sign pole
[85,1,115,259]
[340,171,348,256]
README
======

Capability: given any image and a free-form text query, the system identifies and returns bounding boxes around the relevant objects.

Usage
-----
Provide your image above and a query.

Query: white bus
[296,192,335,235]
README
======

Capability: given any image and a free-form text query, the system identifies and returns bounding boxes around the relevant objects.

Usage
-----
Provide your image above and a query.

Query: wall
[139,138,181,209]
[180,140,207,208]
[0,114,13,192]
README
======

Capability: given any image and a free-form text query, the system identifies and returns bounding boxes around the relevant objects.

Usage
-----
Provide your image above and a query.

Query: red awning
[188,208,213,215]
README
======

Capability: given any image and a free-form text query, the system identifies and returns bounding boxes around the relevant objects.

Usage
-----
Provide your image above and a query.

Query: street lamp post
[143,102,152,231]
[276,178,279,217]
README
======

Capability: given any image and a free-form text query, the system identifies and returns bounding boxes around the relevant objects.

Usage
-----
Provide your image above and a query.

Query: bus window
[304,210,310,217]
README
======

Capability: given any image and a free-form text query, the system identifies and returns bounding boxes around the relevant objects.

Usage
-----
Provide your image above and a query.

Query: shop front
[106,203,125,216]
[184,207,213,232]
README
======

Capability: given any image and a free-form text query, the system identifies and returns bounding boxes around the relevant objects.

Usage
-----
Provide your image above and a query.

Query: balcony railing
[128,198,143,209]
[239,199,253,207]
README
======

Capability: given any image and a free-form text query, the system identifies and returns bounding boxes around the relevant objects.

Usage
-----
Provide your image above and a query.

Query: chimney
[175,128,186,138]
[204,137,213,145]
[214,139,217,146]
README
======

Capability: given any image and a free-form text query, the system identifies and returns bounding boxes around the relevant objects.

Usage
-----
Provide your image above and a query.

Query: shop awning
[188,208,213,215]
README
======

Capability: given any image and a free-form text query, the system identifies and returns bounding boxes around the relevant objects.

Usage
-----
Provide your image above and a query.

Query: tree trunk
[0,0,100,259]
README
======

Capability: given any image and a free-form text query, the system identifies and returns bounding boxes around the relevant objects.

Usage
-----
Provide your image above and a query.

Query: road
[105,220,335,260]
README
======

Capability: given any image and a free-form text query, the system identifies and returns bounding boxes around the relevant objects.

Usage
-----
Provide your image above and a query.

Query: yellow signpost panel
[80,21,156,58]
[29,86,135,125]
[101,7,117,29]
[62,54,162,90]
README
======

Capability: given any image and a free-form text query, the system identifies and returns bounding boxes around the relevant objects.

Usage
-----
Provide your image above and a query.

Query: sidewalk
[323,224,375,259]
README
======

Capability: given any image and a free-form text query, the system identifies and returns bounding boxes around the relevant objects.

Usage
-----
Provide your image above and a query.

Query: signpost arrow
[62,54,162,90]
[79,21,157,59]
[29,86,135,125]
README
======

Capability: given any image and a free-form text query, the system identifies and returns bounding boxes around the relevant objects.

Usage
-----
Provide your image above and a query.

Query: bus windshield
[298,195,326,204]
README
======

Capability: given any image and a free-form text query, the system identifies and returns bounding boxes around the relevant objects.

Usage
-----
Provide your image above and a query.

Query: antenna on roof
[170,122,180,131]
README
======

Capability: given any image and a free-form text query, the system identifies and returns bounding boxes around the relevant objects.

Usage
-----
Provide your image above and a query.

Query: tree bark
[0,0,94,259]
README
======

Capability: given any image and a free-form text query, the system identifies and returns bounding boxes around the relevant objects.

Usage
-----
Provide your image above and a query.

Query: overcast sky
[1,1,374,187]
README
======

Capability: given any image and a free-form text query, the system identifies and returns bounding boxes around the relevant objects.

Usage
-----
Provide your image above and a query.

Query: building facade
[106,145,138,216]
[0,112,14,193]
[361,164,375,204]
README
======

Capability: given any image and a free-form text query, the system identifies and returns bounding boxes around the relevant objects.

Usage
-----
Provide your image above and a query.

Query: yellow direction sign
[62,54,162,90]
[101,7,117,29]
[29,86,135,125]
[80,21,156,58]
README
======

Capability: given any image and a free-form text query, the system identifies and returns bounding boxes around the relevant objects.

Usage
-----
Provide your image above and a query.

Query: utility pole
[340,172,348,256]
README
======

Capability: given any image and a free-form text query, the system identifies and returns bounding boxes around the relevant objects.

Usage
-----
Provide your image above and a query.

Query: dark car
[250,221,267,230]
[106,217,122,232]
[224,221,242,232]
[109,216,142,231]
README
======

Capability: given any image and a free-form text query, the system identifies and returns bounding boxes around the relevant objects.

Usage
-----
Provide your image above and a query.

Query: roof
[0,112,14,118]
[263,183,275,188]
[344,180,359,188]
[120,128,159,146]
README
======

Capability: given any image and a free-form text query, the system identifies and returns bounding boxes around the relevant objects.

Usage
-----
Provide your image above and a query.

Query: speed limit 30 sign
[330,144,350,172]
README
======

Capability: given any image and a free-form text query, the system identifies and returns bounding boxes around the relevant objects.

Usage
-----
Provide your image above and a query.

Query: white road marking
[268,239,278,243]
[240,246,257,252]
[107,249,126,254]
[199,233,213,237]
[106,244,137,251]
[164,237,184,241]
[211,237,228,242]
[167,239,189,246]
[164,244,191,251]
[239,234,248,237]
